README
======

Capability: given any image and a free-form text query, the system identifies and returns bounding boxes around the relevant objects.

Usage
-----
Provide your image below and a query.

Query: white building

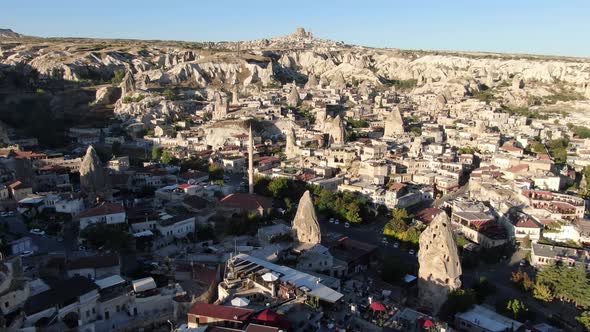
[79,202,126,230]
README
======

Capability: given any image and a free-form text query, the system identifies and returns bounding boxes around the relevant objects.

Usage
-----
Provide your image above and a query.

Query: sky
[2,0,589,57]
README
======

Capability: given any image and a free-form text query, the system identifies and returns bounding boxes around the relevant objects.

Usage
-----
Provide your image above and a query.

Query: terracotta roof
[506,164,529,173]
[245,324,280,332]
[219,193,273,210]
[513,218,541,229]
[415,208,444,224]
[388,182,407,191]
[0,150,47,160]
[188,303,253,322]
[177,183,194,190]
[79,202,125,219]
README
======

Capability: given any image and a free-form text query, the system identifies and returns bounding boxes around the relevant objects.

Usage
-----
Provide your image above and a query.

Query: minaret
[248,125,254,194]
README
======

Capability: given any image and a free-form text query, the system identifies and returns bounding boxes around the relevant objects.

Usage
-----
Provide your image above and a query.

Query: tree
[208,163,224,180]
[152,146,162,160]
[506,299,527,319]
[577,312,590,331]
[111,69,125,85]
[439,289,477,320]
[521,235,532,249]
[161,151,177,165]
[111,141,122,156]
[384,209,409,234]
[80,224,131,250]
[163,89,176,101]
[268,177,289,199]
[536,264,590,307]
[533,282,554,302]
[511,270,534,291]
[473,277,496,303]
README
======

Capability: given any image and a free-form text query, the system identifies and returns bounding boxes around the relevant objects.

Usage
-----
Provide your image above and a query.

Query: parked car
[329,218,335,224]
[7,211,15,216]
[381,237,389,244]
[20,250,34,257]
[78,245,87,251]
[334,219,340,225]
[393,242,400,249]
[408,249,415,255]
[344,222,350,229]
[519,259,527,267]
[30,229,45,236]
[0,212,7,217]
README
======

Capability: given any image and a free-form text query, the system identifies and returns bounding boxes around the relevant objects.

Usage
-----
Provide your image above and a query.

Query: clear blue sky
[2,0,589,57]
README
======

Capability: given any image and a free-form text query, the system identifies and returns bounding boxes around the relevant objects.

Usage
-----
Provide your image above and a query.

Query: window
[4,301,9,308]
[86,310,90,318]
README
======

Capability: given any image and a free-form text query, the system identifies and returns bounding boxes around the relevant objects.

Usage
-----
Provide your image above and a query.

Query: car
[519,259,527,267]
[381,237,388,244]
[0,212,7,217]
[344,222,350,228]
[7,211,15,216]
[408,249,415,255]
[334,219,340,225]
[29,229,45,236]
[393,242,400,249]
[329,218,335,224]
[78,245,87,251]
[20,250,34,257]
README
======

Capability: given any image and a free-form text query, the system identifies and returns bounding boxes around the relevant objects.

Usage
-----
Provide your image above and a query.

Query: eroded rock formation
[418,212,462,314]
[383,107,404,137]
[292,190,321,245]
[80,145,110,199]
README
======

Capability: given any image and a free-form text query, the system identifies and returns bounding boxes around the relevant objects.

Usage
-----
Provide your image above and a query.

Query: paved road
[1,214,78,266]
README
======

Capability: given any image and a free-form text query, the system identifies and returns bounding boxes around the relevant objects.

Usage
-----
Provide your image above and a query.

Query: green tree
[533,282,554,302]
[268,177,289,199]
[80,224,131,250]
[345,202,362,224]
[577,312,590,331]
[536,264,590,307]
[163,89,176,101]
[208,163,224,180]
[152,146,162,160]
[111,69,125,85]
[506,299,527,319]
[439,289,477,320]
[161,151,177,165]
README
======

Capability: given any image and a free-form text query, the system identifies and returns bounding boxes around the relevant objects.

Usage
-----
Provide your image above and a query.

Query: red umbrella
[423,319,435,329]
[370,302,386,311]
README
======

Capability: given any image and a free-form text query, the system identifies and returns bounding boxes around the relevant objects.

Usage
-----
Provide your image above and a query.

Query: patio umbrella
[370,302,386,311]
[231,297,250,307]
[262,272,279,282]
[423,319,435,329]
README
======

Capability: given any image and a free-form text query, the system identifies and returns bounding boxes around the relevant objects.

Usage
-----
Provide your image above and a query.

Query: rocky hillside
[0,28,589,107]
[0,29,23,39]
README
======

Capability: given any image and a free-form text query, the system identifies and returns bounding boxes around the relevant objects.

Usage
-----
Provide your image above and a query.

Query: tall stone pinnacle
[287,85,300,107]
[327,115,345,145]
[213,91,228,120]
[418,212,462,314]
[285,126,298,159]
[248,125,254,195]
[292,190,321,244]
[384,107,404,137]
[80,145,109,198]
[119,70,135,96]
